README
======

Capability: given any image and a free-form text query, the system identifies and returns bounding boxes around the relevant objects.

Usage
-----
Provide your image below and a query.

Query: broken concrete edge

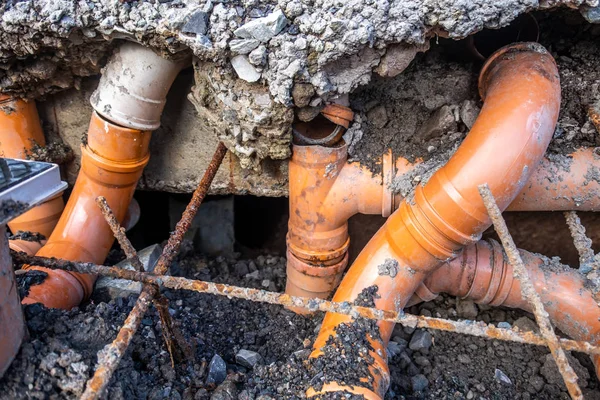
[6,2,596,171]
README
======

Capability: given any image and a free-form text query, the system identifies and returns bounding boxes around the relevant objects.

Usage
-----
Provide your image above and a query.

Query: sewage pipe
[21,42,187,309]
[407,239,600,378]
[307,42,561,398]
[286,144,600,305]
[0,95,65,254]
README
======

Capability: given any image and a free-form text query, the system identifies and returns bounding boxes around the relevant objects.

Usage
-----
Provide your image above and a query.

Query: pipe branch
[308,42,561,398]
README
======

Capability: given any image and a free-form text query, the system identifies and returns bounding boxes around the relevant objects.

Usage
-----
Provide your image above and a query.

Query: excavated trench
[1,4,600,400]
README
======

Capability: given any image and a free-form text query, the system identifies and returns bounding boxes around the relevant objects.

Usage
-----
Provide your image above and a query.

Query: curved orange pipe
[21,112,151,309]
[409,239,600,379]
[286,145,600,305]
[308,43,561,398]
[0,95,66,251]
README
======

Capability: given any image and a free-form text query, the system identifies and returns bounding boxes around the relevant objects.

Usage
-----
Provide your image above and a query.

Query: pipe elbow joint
[90,41,189,131]
[309,42,561,399]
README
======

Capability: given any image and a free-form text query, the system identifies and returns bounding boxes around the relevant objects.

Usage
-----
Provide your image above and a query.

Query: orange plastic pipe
[308,42,561,398]
[409,239,600,379]
[507,147,600,211]
[286,139,386,302]
[0,95,66,246]
[21,112,151,309]
[286,145,600,306]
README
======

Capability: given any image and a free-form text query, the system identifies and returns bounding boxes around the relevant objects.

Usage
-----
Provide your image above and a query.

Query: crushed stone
[1,4,598,168]
[2,245,599,399]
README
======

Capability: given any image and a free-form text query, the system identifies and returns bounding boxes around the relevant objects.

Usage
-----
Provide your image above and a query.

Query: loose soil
[2,244,599,399]
[350,10,600,188]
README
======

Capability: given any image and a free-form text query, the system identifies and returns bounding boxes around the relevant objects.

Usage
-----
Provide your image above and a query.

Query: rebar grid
[12,252,600,358]
[78,142,228,400]
[95,196,145,272]
[479,184,583,400]
[13,142,599,399]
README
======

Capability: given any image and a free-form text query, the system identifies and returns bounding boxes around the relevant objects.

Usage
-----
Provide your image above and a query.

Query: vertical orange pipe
[309,43,561,398]
[0,95,65,254]
[412,239,600,379]
[286,141,391,302]
[21,112,151,309]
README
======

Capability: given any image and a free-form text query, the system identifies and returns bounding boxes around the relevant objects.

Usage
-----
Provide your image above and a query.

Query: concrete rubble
[1,0,598,170]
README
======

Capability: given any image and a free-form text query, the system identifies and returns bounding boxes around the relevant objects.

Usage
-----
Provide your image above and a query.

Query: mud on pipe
[308,42,561,399]
[20,42,187,309]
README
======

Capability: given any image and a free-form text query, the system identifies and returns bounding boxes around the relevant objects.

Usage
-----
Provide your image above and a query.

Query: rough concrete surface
[38,71,288,195]
[1,0,598,168]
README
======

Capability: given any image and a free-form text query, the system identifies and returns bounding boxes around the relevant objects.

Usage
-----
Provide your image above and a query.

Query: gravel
[2,247,600,399]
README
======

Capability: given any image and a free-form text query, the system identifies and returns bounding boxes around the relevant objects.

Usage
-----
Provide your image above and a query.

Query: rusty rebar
[153,141,228,276]
[564,211,595,271]
[12,252,600,358]
[80,142,227,400]
[80,288,155,400]
[479,184,583,400]
[96,196,145,272]
[96,196,190,371]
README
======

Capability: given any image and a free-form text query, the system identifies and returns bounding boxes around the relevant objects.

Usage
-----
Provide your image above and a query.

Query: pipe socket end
[479,42,554,100]
[90,41,189,131]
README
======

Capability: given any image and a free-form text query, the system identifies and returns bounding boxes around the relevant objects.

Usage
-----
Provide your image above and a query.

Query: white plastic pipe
[90,41,189,131]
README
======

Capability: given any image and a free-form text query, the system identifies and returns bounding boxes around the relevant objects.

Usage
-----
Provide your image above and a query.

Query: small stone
[261,279,270,288]
[427,145,436,153]
[387,341,404,358]
[292,349,311,360]
[411,374,429,392]
[497,322,511,329]
[398,352,412,369]
[291,83,315,108]
[94,244,162,301]
[211,377,237,400]
[494,368,512,385]
[514,316,538,332]
[460,100,480,129]
[409,330,432,352]
[458,354,471,364]
[230,39,260,54]
[231,55,261,83]
[417,105,457,141]
[456,298,478,319]
[375,42,429,78]
[367,105,388,129]
[413,356,430,367]
[234,10,288,42]
[245,270,260,279]
[581,5,600,23]
[530,375,545,392]
[234,262,249,276]
[296,106,322,122]
[235,349,263,369]
[206,354,227,385]
[182,10,209,35]
[248,45,267,66]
